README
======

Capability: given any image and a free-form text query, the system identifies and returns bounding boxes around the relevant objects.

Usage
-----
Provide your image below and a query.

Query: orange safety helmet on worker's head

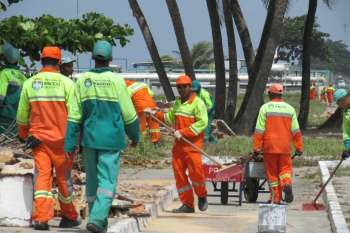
[176,75,192,86]
[268,83,284,95]
[41,46,62,63]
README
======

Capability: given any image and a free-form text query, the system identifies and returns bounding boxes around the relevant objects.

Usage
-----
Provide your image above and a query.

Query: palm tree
[223,0,238,128]
[165,0,196,80]
[128,0,175,101]
[298,0,332,130]
[206,0,226,119]
[233,0,289,134]
[191,41,214,69]
[230,0,255,77]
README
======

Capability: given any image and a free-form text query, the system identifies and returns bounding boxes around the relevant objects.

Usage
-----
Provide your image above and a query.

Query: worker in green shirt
[191,80,216,143]
[0,43,26,133]
[334,89,350,160]
[64,40,140,233]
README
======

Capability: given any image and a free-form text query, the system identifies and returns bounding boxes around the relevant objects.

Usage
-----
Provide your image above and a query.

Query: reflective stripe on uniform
[269,181,279,188]
[58,192,73,204]
[279,173,291,180]
[266,112,293,118]
[149,129,160,133]
[34,190,53,199]
[177,184,192,194]
[86,195,96,203]
[97,188,114,198]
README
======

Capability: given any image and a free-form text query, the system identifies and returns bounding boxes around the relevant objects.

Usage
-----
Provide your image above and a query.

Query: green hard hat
[2,42,20,64]
[334,89,348,103]
[92,40,112,61]
[192,80,201,92]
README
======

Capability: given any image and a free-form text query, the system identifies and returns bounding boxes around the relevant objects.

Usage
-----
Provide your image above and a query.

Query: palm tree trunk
[298,0,317,130]
[165,0,196,80]
[206,0,226,119]
[230,0,255,77]
[223,0,238,128]
[233,0,289,135]
[128,0,175,101]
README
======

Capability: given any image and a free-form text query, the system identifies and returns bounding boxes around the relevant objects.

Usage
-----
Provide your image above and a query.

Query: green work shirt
[0,66,26,119]
[64,67,140,152]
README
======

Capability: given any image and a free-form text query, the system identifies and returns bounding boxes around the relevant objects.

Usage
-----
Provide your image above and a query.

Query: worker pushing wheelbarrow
[251,83,303,204]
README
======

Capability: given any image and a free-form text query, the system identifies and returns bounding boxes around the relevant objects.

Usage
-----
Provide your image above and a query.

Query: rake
[149,114,239,179]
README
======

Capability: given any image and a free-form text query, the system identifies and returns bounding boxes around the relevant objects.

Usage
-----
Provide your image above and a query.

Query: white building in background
[73,59,331,95]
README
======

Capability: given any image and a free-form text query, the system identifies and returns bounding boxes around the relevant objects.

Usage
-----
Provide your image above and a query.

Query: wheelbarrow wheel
[220,182,229,204]
[244,178,259,203]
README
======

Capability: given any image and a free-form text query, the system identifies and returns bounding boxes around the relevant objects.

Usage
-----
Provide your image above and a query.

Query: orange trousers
[137,112,160,143]
[263,153,292,203]
[32,143,78,222]
[326,93,333,106]
[172,149,207,208]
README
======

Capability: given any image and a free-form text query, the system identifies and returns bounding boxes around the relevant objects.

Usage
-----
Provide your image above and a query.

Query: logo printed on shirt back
[84,78,92,88]
[32,80,43,91]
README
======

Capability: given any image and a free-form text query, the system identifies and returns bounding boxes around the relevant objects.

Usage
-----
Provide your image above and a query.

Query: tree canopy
[0,0,22,12]
[0,12,134,62]
[277,15,330,64]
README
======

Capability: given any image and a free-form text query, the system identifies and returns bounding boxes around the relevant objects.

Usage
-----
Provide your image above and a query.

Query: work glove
[25,135,41,149]
[174,130,182,139]
[342,150,350,160]
[144,107,156,116]
[66,145,79,160]
[294,151,303,157]
[252,151,261,158]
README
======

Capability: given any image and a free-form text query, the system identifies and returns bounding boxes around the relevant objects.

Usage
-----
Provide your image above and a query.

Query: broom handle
[149,113,223,167]
[313,158,344,204]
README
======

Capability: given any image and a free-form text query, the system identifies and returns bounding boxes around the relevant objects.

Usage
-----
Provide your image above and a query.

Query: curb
[107,184,177,233]
[319,161,350,233]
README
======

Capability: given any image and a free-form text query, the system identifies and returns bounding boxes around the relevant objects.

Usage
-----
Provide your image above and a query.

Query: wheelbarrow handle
[149,113,223,167]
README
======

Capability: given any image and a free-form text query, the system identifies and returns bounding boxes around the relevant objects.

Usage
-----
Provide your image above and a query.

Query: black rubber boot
[198,197,208,211]
[33,222,49,231]
[59,216,82,228]
[87,223,105,233]
[283,184,294,203]
[172,204,195,213]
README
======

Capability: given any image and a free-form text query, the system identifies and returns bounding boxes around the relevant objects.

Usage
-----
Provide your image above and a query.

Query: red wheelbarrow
[202,161,245,205]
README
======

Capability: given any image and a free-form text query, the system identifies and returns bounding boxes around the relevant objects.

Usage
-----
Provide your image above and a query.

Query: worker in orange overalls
[326,83,336,106]
[16,47,80,230]
[145,75,208,213]
[253,83,303,204]
[309,81,317,101]
[125,80,160,145]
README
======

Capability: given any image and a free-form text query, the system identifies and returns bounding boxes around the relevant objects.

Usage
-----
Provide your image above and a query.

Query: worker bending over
[16,46,80,230]
[64,40,139,233]
[125,79,160,145]
[145,75,208,213]
[333,89,350,160]
[253,83,303,204]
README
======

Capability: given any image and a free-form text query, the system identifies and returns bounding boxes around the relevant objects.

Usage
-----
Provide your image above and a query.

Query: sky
[1,0,350,70]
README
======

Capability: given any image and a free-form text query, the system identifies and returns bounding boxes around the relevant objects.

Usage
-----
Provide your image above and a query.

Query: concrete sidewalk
[0,168,332,233]
[142,168,332,233]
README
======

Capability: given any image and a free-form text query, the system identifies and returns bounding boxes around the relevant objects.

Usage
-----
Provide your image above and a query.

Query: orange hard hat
[176,75,192,86]
[268,83,284,94]
[41,46,61,61]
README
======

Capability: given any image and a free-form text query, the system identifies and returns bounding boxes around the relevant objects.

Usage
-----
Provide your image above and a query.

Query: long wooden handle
[313,158,344,204]
[149,113,223,167]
